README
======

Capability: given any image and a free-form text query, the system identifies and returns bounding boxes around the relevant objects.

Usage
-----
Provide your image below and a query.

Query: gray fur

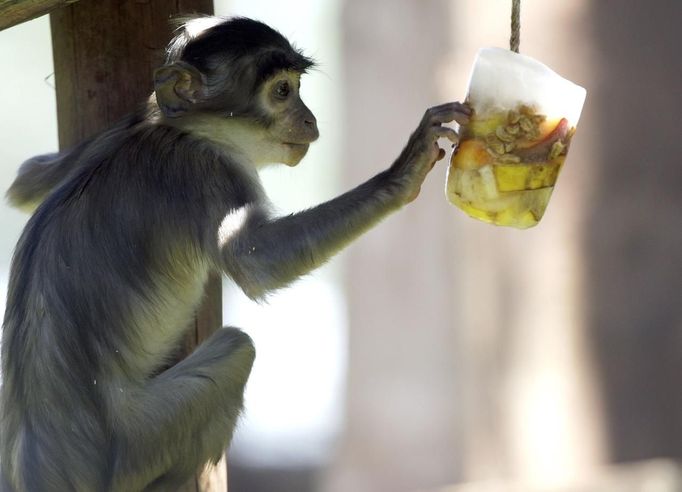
[0,16,468,492]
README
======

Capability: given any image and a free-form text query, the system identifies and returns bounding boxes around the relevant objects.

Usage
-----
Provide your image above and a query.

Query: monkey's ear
[154,62,205,118]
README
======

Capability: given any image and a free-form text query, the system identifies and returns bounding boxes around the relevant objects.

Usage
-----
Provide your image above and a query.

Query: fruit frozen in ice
[445,47,586,228]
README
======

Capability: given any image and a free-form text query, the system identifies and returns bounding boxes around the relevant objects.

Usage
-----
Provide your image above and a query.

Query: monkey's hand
[388,102,471,204]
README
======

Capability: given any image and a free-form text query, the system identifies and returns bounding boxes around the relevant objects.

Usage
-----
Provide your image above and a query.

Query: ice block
[446,47,586,229]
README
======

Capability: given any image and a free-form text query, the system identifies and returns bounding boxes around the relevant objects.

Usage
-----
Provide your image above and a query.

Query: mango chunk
[452,139,492,170]
[493,162,561,192]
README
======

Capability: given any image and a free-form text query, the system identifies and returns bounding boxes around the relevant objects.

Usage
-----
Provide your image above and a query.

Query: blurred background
[1,0,681,491]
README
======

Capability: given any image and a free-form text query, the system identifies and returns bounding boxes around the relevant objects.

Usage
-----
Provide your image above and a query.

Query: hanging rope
[510,0,521,53]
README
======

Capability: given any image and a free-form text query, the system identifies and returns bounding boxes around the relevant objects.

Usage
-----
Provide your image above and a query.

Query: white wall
[0,16,58,317]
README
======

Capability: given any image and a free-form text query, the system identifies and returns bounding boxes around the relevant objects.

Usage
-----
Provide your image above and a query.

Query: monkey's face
[155,64,319,167]
[260,71,319,166]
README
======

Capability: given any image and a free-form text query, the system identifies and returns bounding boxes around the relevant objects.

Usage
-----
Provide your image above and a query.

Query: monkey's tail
[6,152,67,212]
[5,139,94,213]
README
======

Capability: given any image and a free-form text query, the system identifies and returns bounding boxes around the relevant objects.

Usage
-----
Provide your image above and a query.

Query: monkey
[0,16,470,492]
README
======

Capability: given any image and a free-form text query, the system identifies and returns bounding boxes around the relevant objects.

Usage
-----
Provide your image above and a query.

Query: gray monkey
[0,16,470,492]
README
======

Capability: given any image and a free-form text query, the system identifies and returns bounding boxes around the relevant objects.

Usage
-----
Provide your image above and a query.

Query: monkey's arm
[220,102,466,300]
[221,171,400,299]
[6,143,88,212]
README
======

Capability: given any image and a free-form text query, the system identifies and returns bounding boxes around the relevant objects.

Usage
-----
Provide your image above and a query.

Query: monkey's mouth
[281,142,311,166]
[282,142,310,150]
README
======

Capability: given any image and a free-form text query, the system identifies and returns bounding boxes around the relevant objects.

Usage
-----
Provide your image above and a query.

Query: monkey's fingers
[424,102,472,126]
[433,126,459,145]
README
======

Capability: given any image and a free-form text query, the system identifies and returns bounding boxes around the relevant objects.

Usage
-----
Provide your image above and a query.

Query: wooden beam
[50,1,227,491]
[0,0,80,31]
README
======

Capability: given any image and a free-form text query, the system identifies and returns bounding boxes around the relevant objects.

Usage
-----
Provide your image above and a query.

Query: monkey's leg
[111,327,255,492]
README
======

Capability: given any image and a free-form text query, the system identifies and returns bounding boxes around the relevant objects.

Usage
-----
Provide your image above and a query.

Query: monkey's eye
[275,81,290,99]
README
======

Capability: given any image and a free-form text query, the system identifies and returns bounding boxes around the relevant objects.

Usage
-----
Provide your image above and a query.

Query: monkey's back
[0,118,262,491]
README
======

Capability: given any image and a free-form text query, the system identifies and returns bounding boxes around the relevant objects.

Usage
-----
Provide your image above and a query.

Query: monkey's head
[154,17,319,166]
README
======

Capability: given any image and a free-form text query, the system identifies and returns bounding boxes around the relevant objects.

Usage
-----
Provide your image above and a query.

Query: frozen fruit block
[446,47,586,229]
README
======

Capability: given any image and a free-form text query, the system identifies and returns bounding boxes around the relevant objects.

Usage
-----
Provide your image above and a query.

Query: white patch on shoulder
[218,205,252,247]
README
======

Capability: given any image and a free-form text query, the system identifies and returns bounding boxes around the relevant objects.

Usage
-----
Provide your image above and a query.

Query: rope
[510,0,521,53]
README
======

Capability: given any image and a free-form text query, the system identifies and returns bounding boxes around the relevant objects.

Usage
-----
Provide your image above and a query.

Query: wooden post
[0,0,81,31]
[50,1,226,491]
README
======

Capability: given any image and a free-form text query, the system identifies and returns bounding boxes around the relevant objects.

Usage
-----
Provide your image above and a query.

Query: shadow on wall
[229,464,320,492]
[585,0,682,463]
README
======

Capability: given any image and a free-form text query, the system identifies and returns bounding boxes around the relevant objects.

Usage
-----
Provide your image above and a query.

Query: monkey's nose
[304,118,319,141]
